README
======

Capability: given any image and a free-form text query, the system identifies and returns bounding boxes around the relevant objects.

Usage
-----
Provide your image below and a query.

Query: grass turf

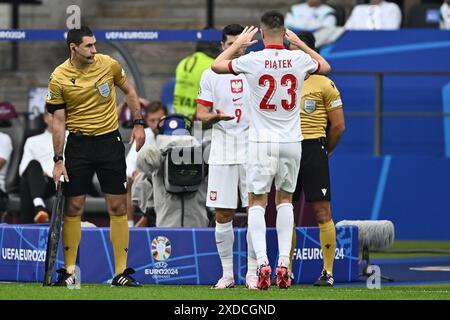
[0,283,449,300]
[2,241,449,300]
[366,241,450,259]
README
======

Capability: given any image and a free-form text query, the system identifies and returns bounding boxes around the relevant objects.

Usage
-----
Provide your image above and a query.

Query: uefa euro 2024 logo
[147,236,178,278]
[152,236,171,261]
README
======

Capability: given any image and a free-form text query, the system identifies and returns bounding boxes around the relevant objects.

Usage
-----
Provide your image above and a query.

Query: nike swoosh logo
[216,241,225,244]
[232,97,242,102]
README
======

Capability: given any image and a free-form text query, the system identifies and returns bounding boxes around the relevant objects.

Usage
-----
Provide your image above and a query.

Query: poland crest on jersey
[230,79,243,93]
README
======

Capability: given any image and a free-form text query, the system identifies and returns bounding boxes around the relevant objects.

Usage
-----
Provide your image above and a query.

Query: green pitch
[369,240,450,259]
[1,241,449,300]
[0,283,449,300]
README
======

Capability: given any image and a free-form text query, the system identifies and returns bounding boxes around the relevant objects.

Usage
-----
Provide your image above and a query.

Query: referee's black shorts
[293,137,331,203]
[64,130,127,197]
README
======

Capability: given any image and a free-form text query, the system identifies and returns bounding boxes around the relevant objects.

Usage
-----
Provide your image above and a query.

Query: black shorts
[293,138,331,202]
[64,130,127,197]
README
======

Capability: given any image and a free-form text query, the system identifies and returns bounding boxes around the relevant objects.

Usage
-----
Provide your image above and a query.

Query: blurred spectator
[345,0,402,30]
[125,100,167,178]
[0,102,17,213]
[285,0,337,31]
[441,0,450,29]
[0,131,13,208]
[285,1,345,48]
[173,41,220,119]
[125,101,167,227]
[117,97,149,128]
[133,114,209,228]
[18,110,60,223]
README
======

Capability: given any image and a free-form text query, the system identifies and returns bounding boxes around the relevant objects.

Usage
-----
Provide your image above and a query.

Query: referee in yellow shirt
[285,30,345,287]
[46,26,145,287]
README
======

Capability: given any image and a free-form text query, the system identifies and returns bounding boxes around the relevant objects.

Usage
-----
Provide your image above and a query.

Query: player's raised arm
[285,29,331,75]
[211,26,258,74]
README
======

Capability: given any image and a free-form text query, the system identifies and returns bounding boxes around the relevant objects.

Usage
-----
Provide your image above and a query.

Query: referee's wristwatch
[133,118,145,127]
[53,155,64,163]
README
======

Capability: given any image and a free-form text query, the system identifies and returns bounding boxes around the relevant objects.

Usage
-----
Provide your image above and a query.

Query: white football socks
[248,205,268,266]
[276,203,294,268]
[215,220,234,279]
[246,228,258,277]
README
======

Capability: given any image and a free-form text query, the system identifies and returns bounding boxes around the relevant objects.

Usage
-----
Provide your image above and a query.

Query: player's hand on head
[235,26,259,48]
[284,29,302,48]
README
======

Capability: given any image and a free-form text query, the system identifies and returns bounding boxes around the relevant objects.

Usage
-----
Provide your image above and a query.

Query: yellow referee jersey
[46,54,127,136]
[300,74,343,139]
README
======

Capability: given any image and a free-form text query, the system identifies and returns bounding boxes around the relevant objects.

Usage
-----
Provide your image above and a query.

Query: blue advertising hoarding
[0,225,358,285]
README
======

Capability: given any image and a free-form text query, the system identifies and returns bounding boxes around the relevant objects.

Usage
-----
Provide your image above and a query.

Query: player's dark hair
[297,31,317,52]
[222,24,245,42]
[260,10,285,31]
[66,26,93,49]
[146,100,168,116]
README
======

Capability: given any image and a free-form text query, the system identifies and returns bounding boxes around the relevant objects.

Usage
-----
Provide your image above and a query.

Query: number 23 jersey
[229,45,319,143]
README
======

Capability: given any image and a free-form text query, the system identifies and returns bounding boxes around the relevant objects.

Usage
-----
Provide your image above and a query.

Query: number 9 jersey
[197,69,250,165]
[229,44,319,143]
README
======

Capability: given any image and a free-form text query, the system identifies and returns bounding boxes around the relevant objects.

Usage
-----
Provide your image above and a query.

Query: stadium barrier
[0,224,358,285]
[320,30,450,157]
[0,29,222,42]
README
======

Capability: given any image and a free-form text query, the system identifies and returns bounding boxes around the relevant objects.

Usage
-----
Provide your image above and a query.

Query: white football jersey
[230,45,319,143]
[197,69,249,164]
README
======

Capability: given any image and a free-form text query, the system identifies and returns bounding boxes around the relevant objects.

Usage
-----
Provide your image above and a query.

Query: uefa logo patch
[230,79,243,93]
[304,99,316,114]
[97,82,110,97]
[210,191,217,201]
[151,236,171,261]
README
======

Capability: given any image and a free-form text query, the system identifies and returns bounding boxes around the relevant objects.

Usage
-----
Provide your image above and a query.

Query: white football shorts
[206,164,248,209]
[247,141,302,194]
